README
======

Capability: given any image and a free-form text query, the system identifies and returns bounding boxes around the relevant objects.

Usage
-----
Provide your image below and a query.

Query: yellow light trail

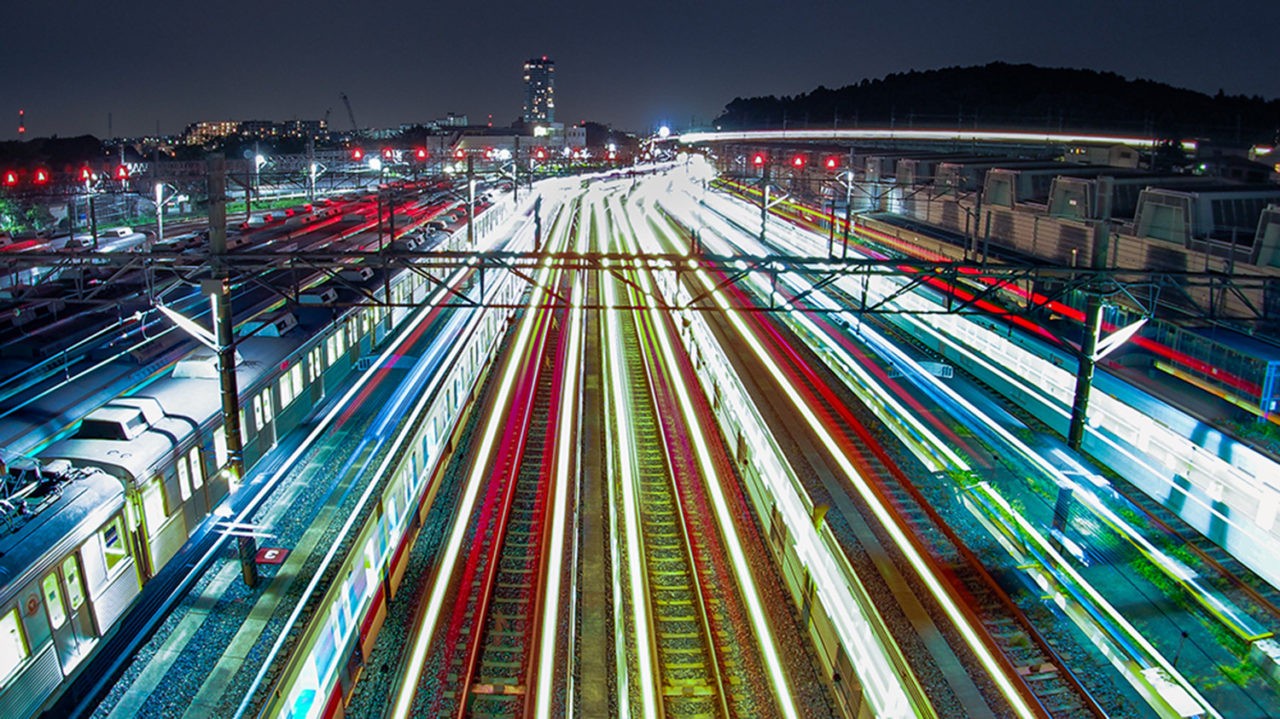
[602,196,662,719]
[615,194,801,719]
[670,235,1040,719]
[389,199,567,719]
[532,196,589,718]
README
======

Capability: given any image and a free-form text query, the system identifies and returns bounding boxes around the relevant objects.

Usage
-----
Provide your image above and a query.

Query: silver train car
[0,218,464,717]
[0,464,139,719]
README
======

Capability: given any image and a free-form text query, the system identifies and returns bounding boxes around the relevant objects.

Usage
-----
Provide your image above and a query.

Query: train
[253,196,539,719]
[0,200,489,719]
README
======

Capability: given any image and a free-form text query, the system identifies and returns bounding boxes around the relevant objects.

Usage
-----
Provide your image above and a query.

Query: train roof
[0,468,124,600]
[40,336,303,483]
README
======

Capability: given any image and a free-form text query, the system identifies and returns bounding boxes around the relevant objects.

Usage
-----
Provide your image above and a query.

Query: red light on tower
[3,170,18,187]
[351,147,364,161]
[751,153,766,167]
[791,155,806,169]
[414,147,427,161]
[824,156,839,171]
[114,165,130,181]
[33,168,50,185]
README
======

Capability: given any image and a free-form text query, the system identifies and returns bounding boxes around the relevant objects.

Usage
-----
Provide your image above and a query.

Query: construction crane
[340,93,358,136]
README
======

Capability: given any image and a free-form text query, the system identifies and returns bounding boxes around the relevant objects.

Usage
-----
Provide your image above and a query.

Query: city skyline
[2,0,1278,141]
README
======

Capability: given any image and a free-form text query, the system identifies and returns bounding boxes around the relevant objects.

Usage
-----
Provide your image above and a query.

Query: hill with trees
[713,63,1280,143]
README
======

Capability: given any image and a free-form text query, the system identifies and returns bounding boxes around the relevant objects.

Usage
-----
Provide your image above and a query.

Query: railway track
[416,277,566,717]
[462,275,571,717]
[618,302,729,717]
[609,250,787,716]
[684,259,1110,716]
[864,297,1280,637]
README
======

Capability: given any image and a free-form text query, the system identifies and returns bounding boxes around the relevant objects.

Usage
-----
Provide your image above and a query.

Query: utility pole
[534,195,542,251]
[206,154,245,485]
[385,189,394,327]
[306,136,316,203]
[466,155,476,246]
[208,153,252,587]
[759,160,771,246]
[1067,176,1113,451]
[89,190,100,250]
[513,135,520,203]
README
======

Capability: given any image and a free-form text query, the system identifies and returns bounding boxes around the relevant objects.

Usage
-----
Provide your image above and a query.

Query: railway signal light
[534,147,547,161]
[791,155,806,169]
[824,156,840,171]
[382,147,394,160]
[114,165,130,180]
[414,147,427,161]
[33,168,49,185]
[751,153,766,167]
[79,166,94,182]
[3,170,17,187]
[454,148,466,160]
[351,147,364,161]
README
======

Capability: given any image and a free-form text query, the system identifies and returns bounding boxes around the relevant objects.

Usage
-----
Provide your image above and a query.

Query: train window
[326,332,345,366]
[0,608,28,682]
[62,556,85,611]
[348,565,366,613]
[289,364,302,402]
[177,460,192,501]
[42,572,66,628]
[143,476,167,528]
[307,347,322,382]
[102,518,129,574]
[261,388,274,422]
[189,447,203,490]
[214,428,229,470]
[278,371,295,408]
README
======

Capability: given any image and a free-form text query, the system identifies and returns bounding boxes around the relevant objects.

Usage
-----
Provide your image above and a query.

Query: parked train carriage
[0,468,139,719]
[0,210,485,719]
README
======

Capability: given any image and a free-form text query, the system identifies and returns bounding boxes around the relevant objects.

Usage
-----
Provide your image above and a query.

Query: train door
[252,387,277,453]
[41,555,94,670]
[177,445,208,524]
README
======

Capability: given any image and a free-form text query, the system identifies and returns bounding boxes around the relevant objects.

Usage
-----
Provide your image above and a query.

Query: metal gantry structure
[5,155,1276,462]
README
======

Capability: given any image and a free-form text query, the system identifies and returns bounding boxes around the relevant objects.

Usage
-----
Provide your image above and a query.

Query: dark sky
[4,0,1278,141]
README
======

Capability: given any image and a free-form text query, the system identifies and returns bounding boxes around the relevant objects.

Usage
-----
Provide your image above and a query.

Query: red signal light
[33,168,50,185]
[534,148,547,160]
[454,148,466,160]
[79,166,93,182]
[791,155,806,169]
[351,147,364,161]
[114,165,130,180]
[824,156,839,171]
[382,148,394,160]
[3,170,18,187]
[607,150,617,161]
[414,147,427,161]
[752,153,766,166]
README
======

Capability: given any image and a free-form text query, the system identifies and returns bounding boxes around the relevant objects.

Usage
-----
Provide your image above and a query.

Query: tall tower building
[522,56,555,125]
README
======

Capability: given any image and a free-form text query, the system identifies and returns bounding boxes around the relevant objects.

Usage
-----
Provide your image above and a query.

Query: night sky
[4,0,1278,141]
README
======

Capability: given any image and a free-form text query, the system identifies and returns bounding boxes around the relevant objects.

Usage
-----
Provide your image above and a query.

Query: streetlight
[250,153,267,218]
